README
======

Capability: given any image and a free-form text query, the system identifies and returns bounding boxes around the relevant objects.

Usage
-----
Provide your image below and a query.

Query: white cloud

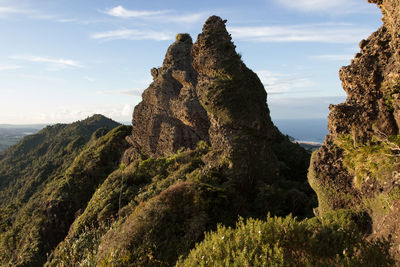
[0,4,92,24]
[91,29,172,41]
[311,54,353,61]
[228,24,372,43]
[121,104,132,117]
[0,65,22,71]
[16,104,134,124]
[10,55,83,70]
[162,12,209,24]
[103,5,207,24]
[256,70,315,94]
[84,76,96,82]
[0,6,29,15]
[105,6,168,18]
[56,18,80,23]
[274,0,377,14]
[97,89,143,97]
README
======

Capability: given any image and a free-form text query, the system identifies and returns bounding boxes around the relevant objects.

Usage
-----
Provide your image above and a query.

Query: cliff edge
[309,0,400,260]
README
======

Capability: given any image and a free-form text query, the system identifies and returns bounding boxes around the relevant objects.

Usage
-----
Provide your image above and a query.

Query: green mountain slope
[0,115,132,266]
[0,114,120,206]
[46,135,315,266]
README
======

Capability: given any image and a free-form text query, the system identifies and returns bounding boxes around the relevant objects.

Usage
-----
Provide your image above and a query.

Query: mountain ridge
[0,3,398,265]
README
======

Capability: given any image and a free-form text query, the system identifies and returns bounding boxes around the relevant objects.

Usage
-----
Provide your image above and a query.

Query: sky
[0,0,382,124]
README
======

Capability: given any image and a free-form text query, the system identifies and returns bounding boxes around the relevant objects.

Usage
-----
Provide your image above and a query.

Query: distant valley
[0,125,45,152]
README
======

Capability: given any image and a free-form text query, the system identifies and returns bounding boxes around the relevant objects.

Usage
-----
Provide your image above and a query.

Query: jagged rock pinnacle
[123,33,209,162]
[192,15,279,188]
[125,16,280,191]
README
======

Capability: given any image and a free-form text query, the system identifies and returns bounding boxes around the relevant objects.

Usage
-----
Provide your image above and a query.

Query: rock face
[309,0,400,260]
[124,34,210,162]
[191,16,278,189]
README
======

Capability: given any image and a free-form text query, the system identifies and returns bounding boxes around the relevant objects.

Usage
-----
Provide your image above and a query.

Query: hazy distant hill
[0,125,46,153]
[0,119,327,153]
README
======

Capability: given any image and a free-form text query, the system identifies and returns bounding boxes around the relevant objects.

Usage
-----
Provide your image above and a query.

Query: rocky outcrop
[309,0,400,260]
[122,15,313,217]
[191,16,279,190]
[123,34,210,162]
[125,16,280,192]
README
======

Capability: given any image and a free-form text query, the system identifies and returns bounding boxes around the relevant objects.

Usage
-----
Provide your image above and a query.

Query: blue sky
[0,0,382,124]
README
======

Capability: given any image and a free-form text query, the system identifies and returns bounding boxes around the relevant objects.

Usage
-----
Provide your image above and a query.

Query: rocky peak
[328,0,400,141]
[192,16,239,76]
[192,16,273,133]
[161,33,194,72]
[125,16,280,189]
[124,33,210,162]
[191,16,278,188]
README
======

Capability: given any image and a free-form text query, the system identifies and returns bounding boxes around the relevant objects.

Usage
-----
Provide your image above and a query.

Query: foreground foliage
[178,210,394,267]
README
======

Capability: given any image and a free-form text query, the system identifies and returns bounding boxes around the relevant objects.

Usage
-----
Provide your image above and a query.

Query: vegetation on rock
[336,134,400,190]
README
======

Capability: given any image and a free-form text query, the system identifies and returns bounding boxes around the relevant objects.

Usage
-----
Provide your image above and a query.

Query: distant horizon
[0,117,329,144]
[0,116,329,126]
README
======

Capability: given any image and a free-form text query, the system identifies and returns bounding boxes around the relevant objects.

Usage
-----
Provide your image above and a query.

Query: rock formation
[191,16,279,190]
[125,16,280,190]
[309,0,400,260]
[123,33,210,162]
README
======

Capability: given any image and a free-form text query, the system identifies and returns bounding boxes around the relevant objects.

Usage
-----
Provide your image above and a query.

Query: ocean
[273,118,328,144]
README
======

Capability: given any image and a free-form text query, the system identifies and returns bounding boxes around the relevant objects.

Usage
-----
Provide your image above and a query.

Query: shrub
[382,77,400,111]
[177,210,394,266]
[175,33,192,43]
